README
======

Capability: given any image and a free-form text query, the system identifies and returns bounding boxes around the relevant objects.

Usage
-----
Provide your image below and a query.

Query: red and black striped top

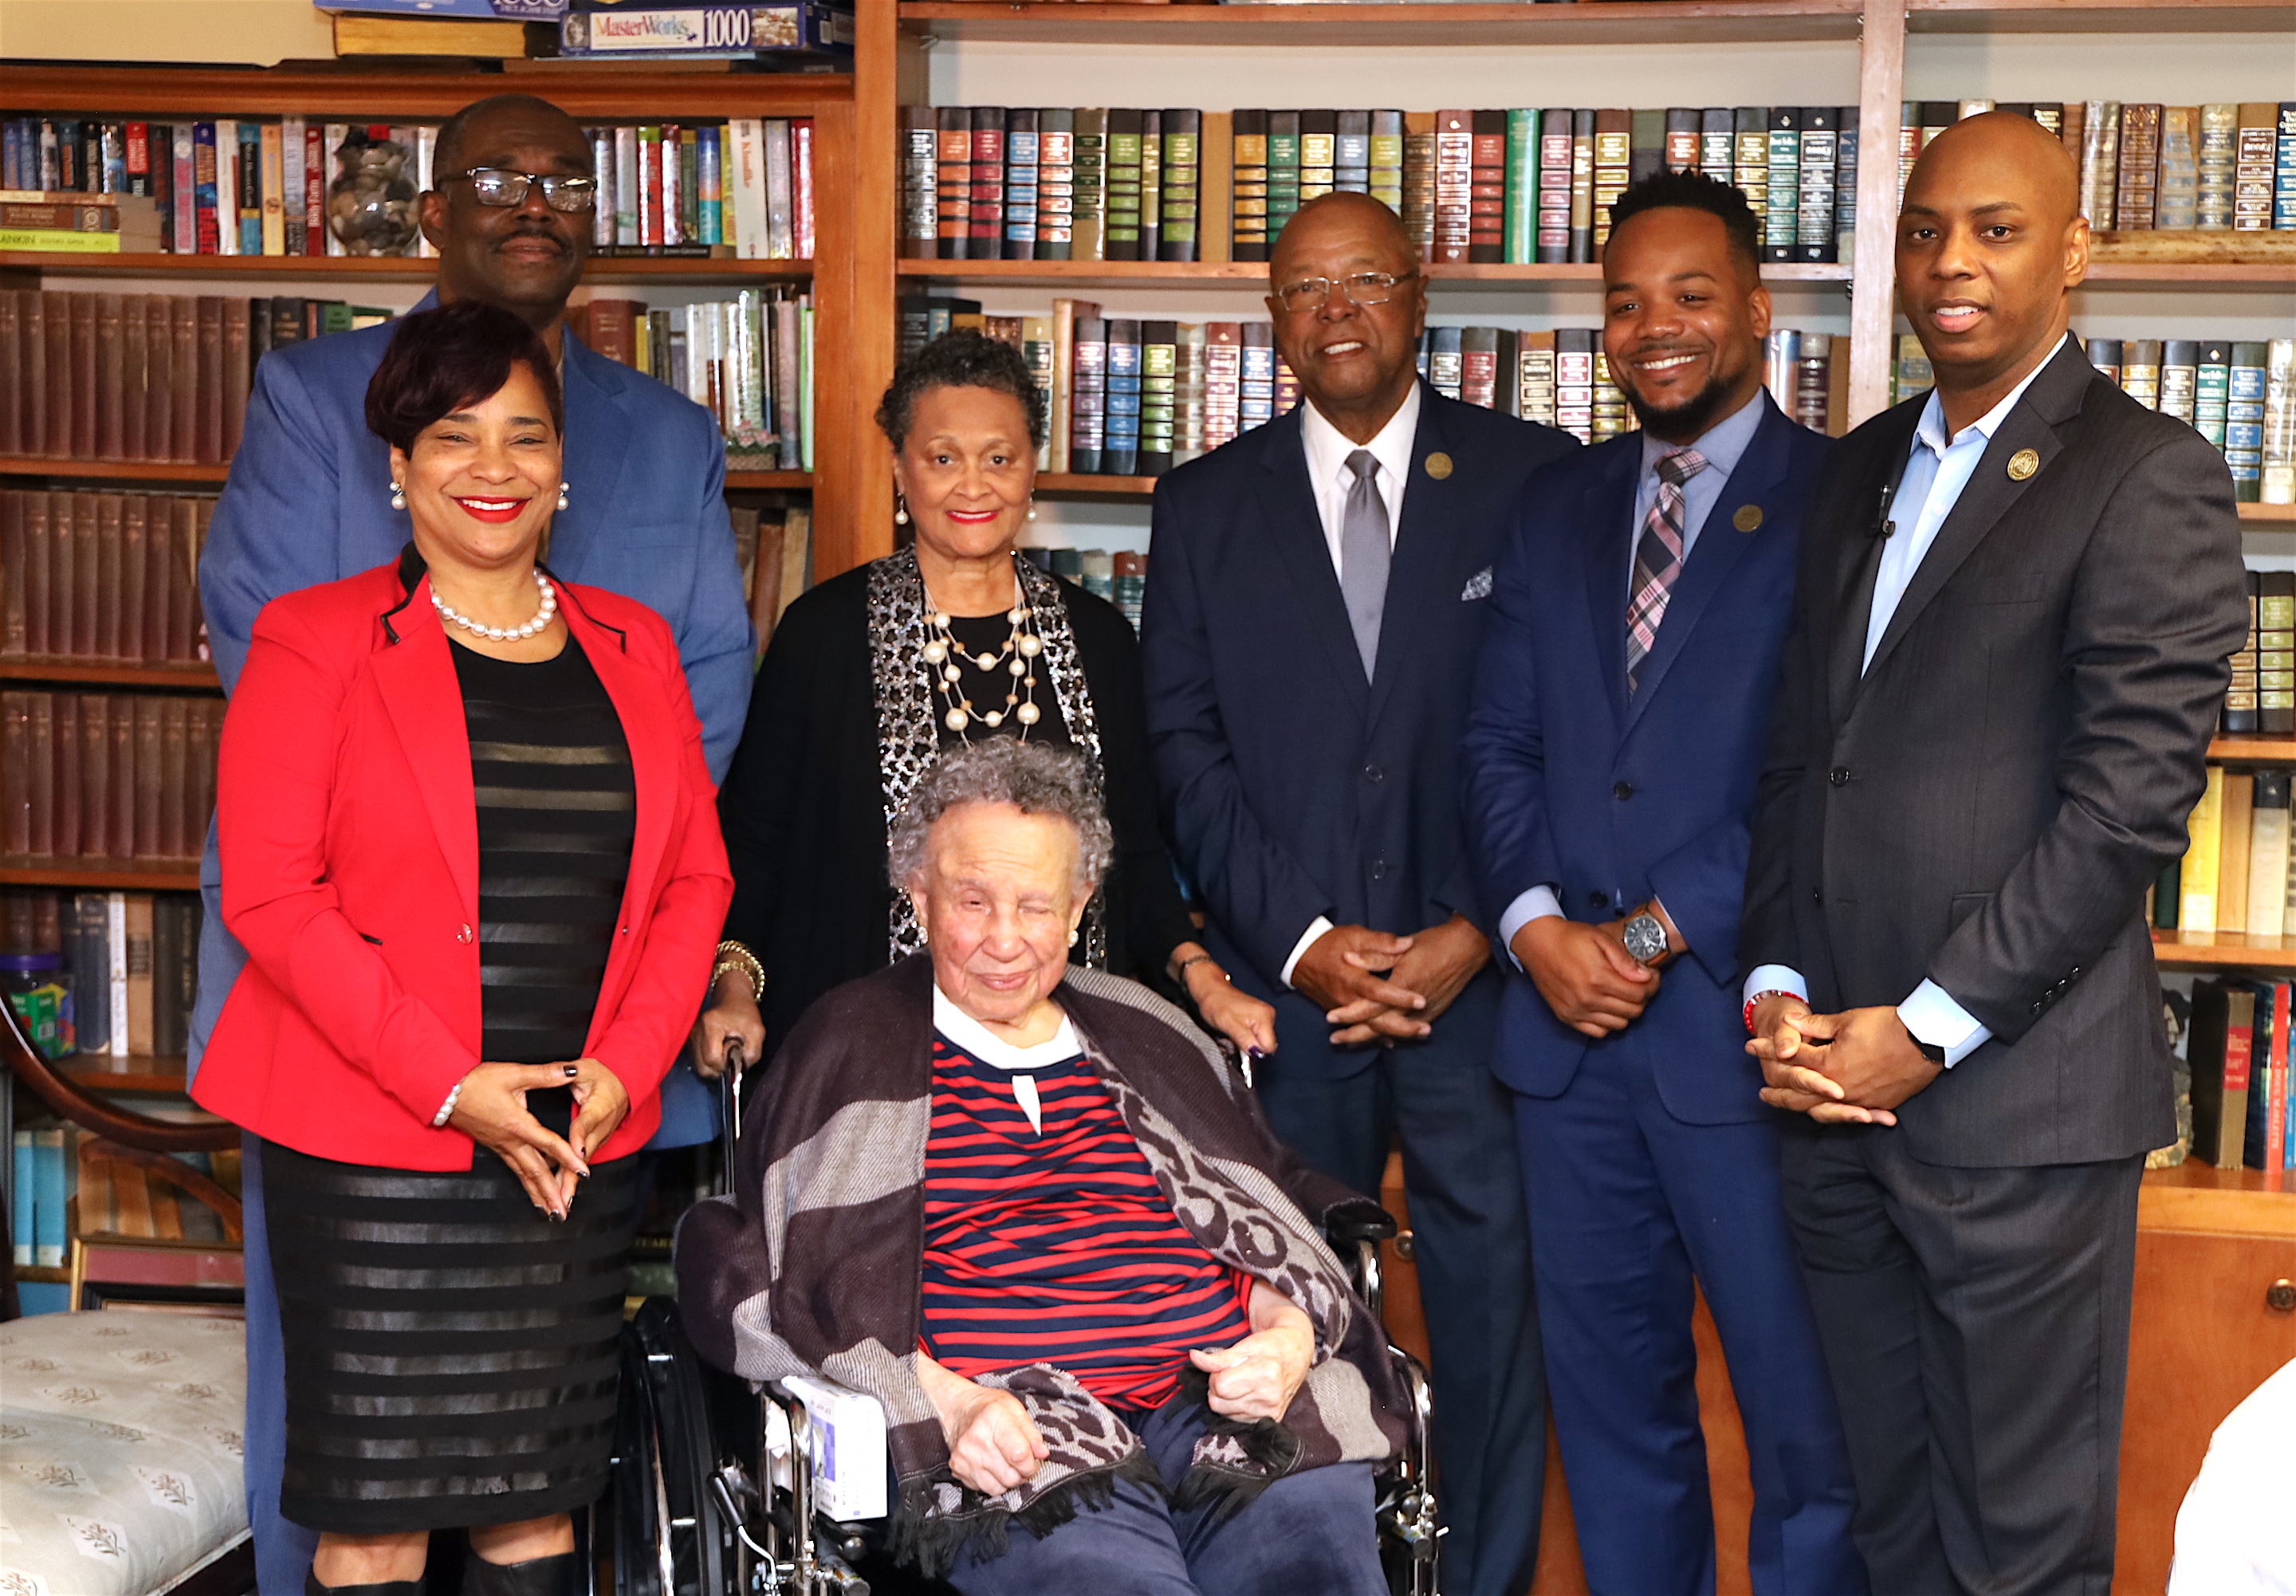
[918,1032,1252,1409]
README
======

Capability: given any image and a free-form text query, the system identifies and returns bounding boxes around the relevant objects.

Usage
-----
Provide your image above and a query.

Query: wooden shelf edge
[1,252,815,284]
[0,64,852,120]
[896,258,1850,285]
[0,661,220,689]
[2211,735,2296,761]
[2152,930,2296,969]
[2240,503,2296,524]
[57,1055,191,1095]
[1038,472,1161,498]
[0,867,201,891]
[901,0,1867,45]
[2139,1165,2296,1237]
[724,470,815,489]
[1907,0,2295,32]
[0,457,229,482]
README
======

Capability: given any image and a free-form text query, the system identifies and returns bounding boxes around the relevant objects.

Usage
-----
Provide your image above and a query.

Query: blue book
[1239,322,1275,431]
[10,1130,33,1267]
[1102,317,1142,476]
[192,122,220,254]
[2,120,24,192]
[697,124,721,245]
[31,1128,65,1269]
[2277,104,2296,230]
[238,123,263,254]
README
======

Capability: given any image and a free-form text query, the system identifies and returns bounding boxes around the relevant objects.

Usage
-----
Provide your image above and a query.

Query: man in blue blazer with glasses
[194,92,753,1595]
[1461,171,1864,1596]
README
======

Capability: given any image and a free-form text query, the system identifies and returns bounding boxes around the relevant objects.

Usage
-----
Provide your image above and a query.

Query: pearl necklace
[922,598,1044,733]
[433,572,558,642]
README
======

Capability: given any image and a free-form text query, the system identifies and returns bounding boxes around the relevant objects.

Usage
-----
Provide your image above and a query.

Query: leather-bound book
[193,297,223,465]
[71,494,100,661]
[15,293,44,459]
[169,296,197,464]
[0,291,18,457]
[159,698,189,862]
[106,688,134,863]
[139,496,171,663]
[0,693,28,859]
[120,294,147,464]
[169,498,200,663]
[191,499,214,659]
[77,694,107,867]
[96,293,125,462]
[43,292,73,458]
[191,698,220,845]
[269,296,308,354]
[2115,104,2161,233]
[118,497,148,664]
[1468,110,1507,264]
[93,493,123,662]
[587,299,638,368]
[22,492,51,659]
[51,693,81,861]
[0,493,25,660]
[46,493,77,659]
[27,692,54,860]
[221,297,250,462]
[133,696,163,863]
[124,891,154,1053]
[69,293,96,460]
[1433,110,1472,264]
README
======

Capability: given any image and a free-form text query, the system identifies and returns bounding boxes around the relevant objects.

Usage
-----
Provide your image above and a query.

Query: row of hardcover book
[2178,980,2296,1173]
[731,503,812,659]
[0,888,200,1063]
[0,290,389,466]
[0,490,213,666]
[2163,762,2296,941]
[1,115,819,261]
[0,690,222,869]
[10,1128,238,1272]
[898,104,1861,266]
[2044,100,2296,234]
[2226,568,2296,736]
[566,290,814,469]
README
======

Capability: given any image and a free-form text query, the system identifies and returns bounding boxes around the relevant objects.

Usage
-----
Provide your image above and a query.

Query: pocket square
[1461,567,1493,601]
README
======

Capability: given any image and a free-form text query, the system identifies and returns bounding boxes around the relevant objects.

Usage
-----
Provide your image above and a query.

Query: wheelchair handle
[714,1037,749,1200]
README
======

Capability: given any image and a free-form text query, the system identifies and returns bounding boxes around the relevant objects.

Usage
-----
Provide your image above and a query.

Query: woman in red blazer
[192,301,732,1596]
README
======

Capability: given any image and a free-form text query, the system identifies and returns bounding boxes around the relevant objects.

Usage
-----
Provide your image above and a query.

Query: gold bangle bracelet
[713,940,765,1002]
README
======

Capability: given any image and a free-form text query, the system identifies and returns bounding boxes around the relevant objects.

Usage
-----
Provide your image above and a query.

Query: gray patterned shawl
[676,955,1406,1573]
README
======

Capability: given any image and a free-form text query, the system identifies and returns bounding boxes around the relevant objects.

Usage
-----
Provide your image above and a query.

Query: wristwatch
[1620,910,1670,967]
[1909,1032,1948,1067]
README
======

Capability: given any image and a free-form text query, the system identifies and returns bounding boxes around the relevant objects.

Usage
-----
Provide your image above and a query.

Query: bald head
[1896,108,2089,426]
[434,94,589,181]
[1263,191,1425,442]
[1270,191,1416,282]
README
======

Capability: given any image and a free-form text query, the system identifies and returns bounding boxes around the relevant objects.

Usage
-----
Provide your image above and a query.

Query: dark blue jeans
[947,1399,1386,1596]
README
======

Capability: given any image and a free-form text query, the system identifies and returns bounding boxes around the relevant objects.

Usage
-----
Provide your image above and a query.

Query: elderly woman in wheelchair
[678,738,1409,1595]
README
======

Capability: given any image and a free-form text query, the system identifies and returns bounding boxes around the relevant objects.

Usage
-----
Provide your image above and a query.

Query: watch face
[1623,914,1666,964]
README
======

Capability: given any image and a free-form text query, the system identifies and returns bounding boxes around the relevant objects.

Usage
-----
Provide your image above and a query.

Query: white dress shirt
[1280,384,1426,988]
[1743,337,2071,1067]
[1496,392,1771,965]
[2167,1356,2296,1595]
[933,984,1083,1134]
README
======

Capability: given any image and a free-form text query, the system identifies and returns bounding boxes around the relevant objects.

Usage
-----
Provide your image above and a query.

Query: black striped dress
[264,633,642,1535]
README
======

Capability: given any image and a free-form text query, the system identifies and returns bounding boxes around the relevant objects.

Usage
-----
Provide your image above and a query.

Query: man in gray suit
[1738,112,2247,1595]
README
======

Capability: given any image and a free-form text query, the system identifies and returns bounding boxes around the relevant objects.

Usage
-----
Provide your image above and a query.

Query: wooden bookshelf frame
[0,251,814,285]
[0,458,815,491]
[0,662,222,690]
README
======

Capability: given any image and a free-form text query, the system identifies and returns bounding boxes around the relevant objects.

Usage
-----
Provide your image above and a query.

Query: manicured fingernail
[1247,1046,1266,1059]
[563,1065,580,1076]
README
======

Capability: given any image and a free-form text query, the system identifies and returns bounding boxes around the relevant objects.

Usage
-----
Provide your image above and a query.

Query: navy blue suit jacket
[1461,396,1826,1125]
[1142,387,1577,1077]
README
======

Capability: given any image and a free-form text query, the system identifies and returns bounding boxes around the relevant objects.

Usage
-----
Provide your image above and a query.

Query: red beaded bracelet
[1744,990,1799,1035]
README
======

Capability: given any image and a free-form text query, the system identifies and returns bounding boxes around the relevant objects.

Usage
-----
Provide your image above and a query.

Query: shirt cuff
[1496,886,1566,971]
[1743,965,1809,1008]
[1898,980,1991,1068]
[1280,917,1336,989]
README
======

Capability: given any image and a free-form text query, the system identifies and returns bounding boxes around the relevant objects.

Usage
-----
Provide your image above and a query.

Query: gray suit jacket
[1739,339,2248,1168]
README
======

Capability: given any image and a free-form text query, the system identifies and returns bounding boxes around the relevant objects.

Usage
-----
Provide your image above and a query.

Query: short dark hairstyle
[432,93,588,185]
[876,328,1048,451]
[364,300,563,453]
[1606,169,1763,273]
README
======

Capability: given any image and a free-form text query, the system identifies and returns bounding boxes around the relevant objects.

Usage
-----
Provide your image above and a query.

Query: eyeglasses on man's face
[446,167,599,213]
[1272,270,1421,315]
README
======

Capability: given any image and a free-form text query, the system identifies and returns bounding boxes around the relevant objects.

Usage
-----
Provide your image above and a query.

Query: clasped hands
[1293,914,1489,1046]
[447,1057,630,1220]
[918,1284,1315,1496]
[1510,901,1679,1038]
[1744,994,1943,1125]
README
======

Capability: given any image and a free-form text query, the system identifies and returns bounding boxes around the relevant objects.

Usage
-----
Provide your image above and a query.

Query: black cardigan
[718,560,1199,1055]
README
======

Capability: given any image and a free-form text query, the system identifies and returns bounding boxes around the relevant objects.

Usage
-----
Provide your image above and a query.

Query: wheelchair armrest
[1323,1200,1398,1247]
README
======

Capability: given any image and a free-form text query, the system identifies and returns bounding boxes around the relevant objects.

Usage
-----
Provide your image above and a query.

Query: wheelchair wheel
[613,1296,753,1596]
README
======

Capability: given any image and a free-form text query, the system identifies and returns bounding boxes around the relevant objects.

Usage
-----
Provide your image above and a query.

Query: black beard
[1625,366,1737,444]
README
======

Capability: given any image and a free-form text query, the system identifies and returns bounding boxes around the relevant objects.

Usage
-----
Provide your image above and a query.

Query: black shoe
[462,1551,580,1596]
[305,1574,424,1596]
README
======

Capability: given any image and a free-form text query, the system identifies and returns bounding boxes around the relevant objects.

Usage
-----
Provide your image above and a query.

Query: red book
[77,694,107,863]
[969,107,1006,256]
[124,123,150,193]
[168,499,200,663]
[937,108,971,259]
[303,123,326,254]
[1468,110,1507,264]
[159,697,189,861]
[96,293,125,463]
[22,492,50,659]
[1433,110,1472,265]
[94,493,123,662]
[27,692,54,860]
[2270,983,2291,1182]
[133,695,163,862]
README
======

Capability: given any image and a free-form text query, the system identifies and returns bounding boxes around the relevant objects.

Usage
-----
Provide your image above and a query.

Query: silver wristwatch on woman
[1620,910,1670,967]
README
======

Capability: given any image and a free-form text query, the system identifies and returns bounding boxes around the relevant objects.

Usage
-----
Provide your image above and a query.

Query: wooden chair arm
[79,1137,245,1244]
[2,1004,239,1154]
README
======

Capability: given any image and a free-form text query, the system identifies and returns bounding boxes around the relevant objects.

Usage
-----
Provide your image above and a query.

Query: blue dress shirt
[1743,337,2070,1065]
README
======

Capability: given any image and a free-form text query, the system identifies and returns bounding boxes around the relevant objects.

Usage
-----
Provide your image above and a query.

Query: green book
[1267,111,1302,238]
[1504,109,1538,265]
[1072,108,1107,262]
[1369,110,1405,213]
[1158,108,1197,261]
[1232,108,1269,263]
[1105,108,1143,261]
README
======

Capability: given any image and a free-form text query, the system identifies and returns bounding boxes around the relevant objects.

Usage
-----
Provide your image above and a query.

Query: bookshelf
[0,252,815,285]
[0,458,812,491]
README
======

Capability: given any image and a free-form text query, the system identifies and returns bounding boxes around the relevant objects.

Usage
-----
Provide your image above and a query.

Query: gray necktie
[1340,448,1391,677]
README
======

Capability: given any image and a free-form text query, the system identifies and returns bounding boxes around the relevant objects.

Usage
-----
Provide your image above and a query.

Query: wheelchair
[610,1047,1441,1596]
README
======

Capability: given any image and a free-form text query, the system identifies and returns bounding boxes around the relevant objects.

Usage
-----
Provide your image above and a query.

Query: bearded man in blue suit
[1461,171,1865,1596]
[193,93,753,1594]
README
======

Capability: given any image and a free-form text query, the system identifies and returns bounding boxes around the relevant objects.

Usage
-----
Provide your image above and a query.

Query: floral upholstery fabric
[0,1312,247,1596]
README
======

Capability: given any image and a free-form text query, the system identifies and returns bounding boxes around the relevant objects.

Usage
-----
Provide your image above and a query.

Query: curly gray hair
[887,741,1115,895]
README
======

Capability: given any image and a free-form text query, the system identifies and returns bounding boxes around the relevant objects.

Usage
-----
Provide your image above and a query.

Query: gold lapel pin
[1424,451,1453,481]
[1732,504,1763,533]
[2007,448,2040,482]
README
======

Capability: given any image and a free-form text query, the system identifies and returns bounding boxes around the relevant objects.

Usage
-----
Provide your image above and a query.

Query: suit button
[1829,767,1850,787]
[1811,888,1822,907]
[1612,781,1634,801]
[457,924,474,945]
[1362,764,1385,784]
[1370,859,1390,882]
[1590,891,1609,910]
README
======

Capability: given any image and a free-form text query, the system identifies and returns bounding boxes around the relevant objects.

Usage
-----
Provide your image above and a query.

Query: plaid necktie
[1626,446,1708,691]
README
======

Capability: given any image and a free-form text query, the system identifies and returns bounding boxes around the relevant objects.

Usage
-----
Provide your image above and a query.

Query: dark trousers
[947,1401,1385,1596]
[239,1136,321,1594]
[1513,1048,1866,1596]
[1254,972,1544,1596]
[1777,1126,2143,1596]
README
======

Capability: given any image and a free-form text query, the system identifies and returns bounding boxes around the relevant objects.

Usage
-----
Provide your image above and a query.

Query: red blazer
[192,558,734,1169]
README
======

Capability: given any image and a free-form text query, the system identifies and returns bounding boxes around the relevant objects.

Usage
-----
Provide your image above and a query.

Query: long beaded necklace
[921,574,1044,733]
[433,570,557,642]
